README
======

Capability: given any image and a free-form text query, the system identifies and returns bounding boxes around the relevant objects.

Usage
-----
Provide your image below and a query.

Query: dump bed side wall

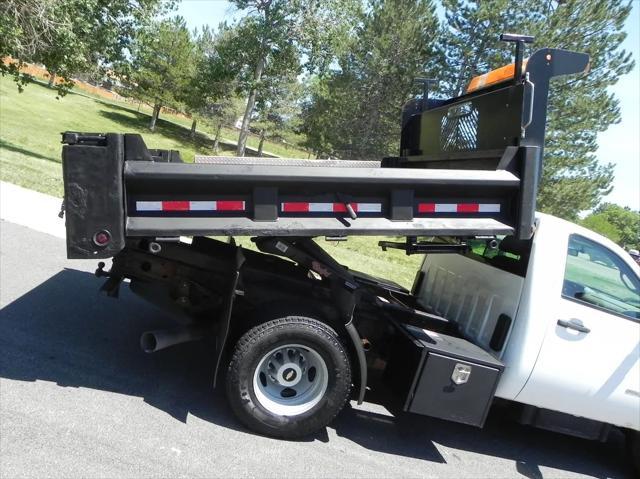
[60,133,537,258]
[415,253,526,400]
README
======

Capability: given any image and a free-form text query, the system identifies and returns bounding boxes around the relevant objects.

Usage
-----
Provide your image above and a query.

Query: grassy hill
[0,76,307,197]
[0,76,422,287]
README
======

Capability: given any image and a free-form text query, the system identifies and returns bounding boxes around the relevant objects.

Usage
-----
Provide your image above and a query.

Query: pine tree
[439,0,634,219]
[301,0,439,159]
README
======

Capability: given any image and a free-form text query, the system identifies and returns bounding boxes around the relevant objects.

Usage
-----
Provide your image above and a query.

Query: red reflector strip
[135,200,246,212]
[418,203,435,213]
[281,202,382,213]
[332,203,355,213]
[162,201,189,211]
[417,203,500,213]
[457,203,479,213]
[282,202,310,213]
[216,201,245,211]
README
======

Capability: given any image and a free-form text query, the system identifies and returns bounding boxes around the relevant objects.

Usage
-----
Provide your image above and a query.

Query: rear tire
[226,316,352,438]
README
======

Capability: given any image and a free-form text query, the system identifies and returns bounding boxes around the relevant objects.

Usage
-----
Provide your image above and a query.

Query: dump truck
[59,35,640,467]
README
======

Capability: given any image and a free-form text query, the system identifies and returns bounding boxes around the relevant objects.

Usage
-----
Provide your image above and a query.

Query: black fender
[344,320,367,405]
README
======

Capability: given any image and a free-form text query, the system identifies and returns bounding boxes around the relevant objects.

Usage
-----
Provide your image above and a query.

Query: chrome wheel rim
[252,344,328,416]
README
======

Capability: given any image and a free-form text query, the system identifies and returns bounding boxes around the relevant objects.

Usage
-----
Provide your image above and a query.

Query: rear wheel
[226,317,352,438]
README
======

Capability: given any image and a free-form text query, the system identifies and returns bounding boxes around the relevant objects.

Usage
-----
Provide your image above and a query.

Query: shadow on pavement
[0,269,239,431]
[331,403,630,478]
[0,268,632,478]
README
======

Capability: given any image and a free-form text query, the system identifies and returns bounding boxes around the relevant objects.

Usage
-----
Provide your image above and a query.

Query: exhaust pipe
[140,325,206,353]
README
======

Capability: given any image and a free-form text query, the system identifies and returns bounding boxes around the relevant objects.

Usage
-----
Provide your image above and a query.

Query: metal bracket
[379,237,468,255]
[500,33,534,82]
[414,78,438,111]
[521,73,535,138]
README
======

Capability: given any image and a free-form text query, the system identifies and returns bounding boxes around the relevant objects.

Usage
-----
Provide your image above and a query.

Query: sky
[176,0,640,211]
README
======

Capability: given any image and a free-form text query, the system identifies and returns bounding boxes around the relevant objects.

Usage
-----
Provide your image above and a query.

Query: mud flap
[212,246,246,388]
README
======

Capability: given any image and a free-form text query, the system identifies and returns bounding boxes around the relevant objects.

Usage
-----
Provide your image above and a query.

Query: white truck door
[517,233,640,430]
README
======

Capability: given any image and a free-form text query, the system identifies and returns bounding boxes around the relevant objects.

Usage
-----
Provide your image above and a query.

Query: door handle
[557,319,590,333]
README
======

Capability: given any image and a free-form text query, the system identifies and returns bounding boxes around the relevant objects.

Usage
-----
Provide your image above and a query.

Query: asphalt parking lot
[0,220,634,478]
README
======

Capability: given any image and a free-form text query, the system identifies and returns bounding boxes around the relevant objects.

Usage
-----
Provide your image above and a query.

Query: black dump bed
[61,46,588,259]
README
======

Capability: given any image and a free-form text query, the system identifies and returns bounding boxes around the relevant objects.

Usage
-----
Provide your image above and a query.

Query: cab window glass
[563,234,640,320]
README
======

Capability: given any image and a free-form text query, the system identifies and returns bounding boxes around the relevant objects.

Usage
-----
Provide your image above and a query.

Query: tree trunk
[190,118,197,138]
[213,122,223,153]
[47,71,56,88]
[237,57,267,156]
[149,103,161,131]
[257,129,266,157]
[237,1,272,157]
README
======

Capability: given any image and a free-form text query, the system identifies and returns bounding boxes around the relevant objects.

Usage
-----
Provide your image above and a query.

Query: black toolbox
[384,323,504,427]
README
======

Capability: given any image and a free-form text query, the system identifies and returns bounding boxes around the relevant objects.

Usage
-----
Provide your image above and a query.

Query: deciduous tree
[583,203,640,249]
[227,0,359,156]
[124,17,195,131]
[0,0,168,94]
[253,75,301,156]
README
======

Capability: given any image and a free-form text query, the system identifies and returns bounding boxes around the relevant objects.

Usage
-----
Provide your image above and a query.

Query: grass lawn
[565,255,639,307]
[74,86,311,159]
[0,76,421,287]
[0,76,309,197]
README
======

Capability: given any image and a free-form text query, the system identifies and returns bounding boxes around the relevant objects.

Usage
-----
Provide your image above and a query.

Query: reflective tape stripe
[282,202,310,213]
[281,202,383,213]
[309,203,333,212]
[216,201,245,211]
[478,203,501,213]
[332,203,351,213]
[162,201,189,211]
[136,201,162,211]
[135,200,498,215]
[135,200,246,212]
[435,203,457,213]
[418,203,501,213]
[189,201,217,211]
[456,203,479,213]
[418,203,435,213]
[357,203,383,213]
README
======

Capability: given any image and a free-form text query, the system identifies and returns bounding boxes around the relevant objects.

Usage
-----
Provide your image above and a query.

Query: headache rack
[61,40,588,259]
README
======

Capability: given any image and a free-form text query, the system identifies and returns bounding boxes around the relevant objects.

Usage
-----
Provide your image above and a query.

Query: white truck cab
[416,213,640,439]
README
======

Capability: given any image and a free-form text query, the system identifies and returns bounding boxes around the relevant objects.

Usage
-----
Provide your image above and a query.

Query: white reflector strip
[478,203,501,213]
[358,203,382,213]
[136,201,162,211]
[189,201,217,211]
[434,203,457,213]
[309,203,334,212]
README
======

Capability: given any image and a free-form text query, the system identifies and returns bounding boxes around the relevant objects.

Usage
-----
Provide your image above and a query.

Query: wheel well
[240,299,341,333]
[222,299,365,398]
